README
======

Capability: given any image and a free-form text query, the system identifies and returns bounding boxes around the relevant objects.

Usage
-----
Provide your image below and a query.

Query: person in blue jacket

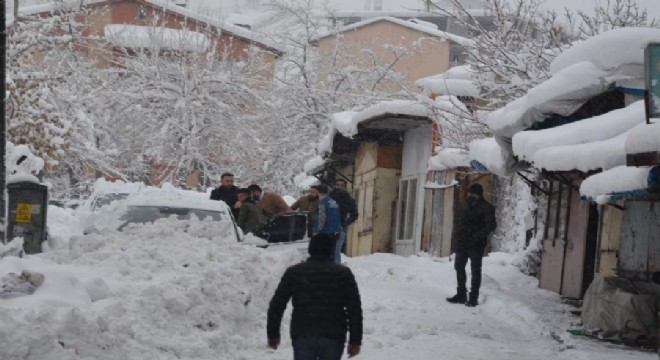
[314,184,343,264]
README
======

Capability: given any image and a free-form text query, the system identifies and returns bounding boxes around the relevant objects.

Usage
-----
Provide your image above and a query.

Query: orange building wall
[317,21,451,91]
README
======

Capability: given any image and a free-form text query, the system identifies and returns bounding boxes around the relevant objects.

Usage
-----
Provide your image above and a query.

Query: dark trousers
[454,248,484,296]
[292,337,345,360]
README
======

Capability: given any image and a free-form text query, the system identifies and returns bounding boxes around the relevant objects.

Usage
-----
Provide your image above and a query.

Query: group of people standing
[213,172,496,360]
[210,173,358,264]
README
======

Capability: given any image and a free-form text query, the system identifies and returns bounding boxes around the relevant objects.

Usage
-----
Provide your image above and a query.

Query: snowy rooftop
[550,27,660,75]
[317,100,433,156]
[104,25,211,53]
[487,61,612,138]
[580,165,658,204]
[416,65,479,98]
[5,0,284,54]
[314,16,474,47]
[468,137,509,176]
[427,147,471,171]
[512,101,646,172]
[488,27,660,142]
[625,121,660,155]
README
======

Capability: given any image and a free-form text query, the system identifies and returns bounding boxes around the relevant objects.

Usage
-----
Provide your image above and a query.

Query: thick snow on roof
[427,148,471,171]
[487,61,612,137]
[142,0,283,54]
[531,131,630,173]
[352,100,433,125]
[416,65,479,97]
[580,165,654,202]
[469,137,508,176]
[512,101,645,172]
[316,16,474,47]
[550,28,660,75]
[626,121,660,155]
[5,0,283,54]
[317,100,432,156]
[104,25,210,53]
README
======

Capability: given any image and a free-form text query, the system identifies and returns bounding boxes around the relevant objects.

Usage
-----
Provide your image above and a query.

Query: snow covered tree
[254,0,432,191]
[91,22,273,190]
[6,6,124,196]
[563,0,658,39]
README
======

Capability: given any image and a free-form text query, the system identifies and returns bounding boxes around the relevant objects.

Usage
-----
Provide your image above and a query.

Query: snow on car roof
[126,187,231,214]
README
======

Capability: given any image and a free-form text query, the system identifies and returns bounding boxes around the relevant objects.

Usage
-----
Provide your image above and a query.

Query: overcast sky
[186,0,660,16]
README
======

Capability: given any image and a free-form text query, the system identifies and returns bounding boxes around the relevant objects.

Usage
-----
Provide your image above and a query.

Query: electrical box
[6,182,49,254]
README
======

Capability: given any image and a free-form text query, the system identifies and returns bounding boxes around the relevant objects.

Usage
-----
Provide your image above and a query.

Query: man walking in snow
[210,172,240,219]
[267,233,363,360]
[447,183,496,307]
[314,185,343,264]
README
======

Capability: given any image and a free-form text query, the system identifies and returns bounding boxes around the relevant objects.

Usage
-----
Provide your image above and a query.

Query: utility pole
[1,0,7,243]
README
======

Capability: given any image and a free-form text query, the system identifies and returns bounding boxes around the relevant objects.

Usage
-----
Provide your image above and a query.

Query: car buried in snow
[250,212,310,253]
[82,184,242,243]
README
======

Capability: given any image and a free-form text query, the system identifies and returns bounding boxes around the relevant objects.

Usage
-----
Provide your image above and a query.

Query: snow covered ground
[0,205,654,360]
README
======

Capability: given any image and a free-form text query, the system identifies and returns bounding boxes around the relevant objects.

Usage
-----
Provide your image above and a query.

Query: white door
[395,176,420,256]
[395,126,432,256]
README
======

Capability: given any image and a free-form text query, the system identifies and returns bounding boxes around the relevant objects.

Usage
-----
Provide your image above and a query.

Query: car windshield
[119,205,224,229]
[93,193,130,210]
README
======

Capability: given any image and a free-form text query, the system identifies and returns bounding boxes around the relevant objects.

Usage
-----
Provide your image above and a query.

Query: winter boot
[446,288,467,304]
[465,292,479,307]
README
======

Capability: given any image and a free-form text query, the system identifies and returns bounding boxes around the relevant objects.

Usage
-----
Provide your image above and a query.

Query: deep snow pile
[0,214,302,360]
[1,206,654,360]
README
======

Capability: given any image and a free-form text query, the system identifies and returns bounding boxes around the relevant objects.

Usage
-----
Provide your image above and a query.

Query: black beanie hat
[308,233,334,256]
[467,183,484,196]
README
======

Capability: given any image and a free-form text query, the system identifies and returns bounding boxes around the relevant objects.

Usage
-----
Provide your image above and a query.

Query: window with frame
[544,180,571,240]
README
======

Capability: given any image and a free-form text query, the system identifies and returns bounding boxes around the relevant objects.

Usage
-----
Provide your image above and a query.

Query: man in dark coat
[331,179,359,259]
[210,172,240,218]
[237,188,264,234]
[447,183,496,307]
[267,233,363,360]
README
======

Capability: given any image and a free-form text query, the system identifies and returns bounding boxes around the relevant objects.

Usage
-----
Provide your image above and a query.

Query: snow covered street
[0,206,652,360]
[258,252,654,360]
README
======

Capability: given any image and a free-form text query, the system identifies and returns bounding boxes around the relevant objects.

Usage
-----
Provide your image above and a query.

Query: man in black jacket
[331,179,358,262]
[210,172,239,218]
[447,183,496,307]
[267,233,363,360]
